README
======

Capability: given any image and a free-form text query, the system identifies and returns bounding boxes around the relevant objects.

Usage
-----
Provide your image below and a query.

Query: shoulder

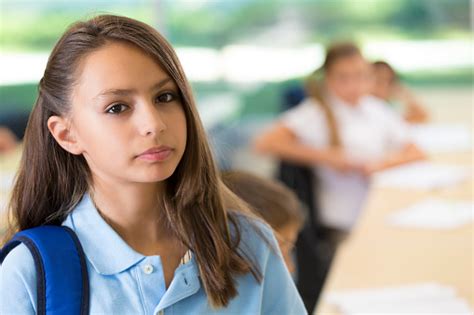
[227,212,306,314]
[0,243,37,313]
[361,95,401,120]
[228,212,278,264]
[228,213,307,313]
[281,98,325,122]
[1,242,36,286]
[230,212,276,250]
[279,98,329,143]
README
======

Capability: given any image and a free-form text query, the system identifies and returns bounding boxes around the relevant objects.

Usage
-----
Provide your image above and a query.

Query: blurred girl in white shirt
[254,42,424,235]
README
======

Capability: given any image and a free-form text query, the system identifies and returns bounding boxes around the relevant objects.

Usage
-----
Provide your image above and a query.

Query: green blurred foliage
[0,0,471,117]
[298,0,470,43]
[165,0,471,47]
[0,1,154,50]
[165,2,280,47]
[0,0,470,50]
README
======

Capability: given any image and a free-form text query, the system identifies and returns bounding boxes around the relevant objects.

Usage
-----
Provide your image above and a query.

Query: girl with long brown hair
[256,42,424,232]
[254,42,425,312]
[0,15,305,314]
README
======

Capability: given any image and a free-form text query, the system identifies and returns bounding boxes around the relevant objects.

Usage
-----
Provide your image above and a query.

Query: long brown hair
[305,42,362,147]
[4,14,262,308]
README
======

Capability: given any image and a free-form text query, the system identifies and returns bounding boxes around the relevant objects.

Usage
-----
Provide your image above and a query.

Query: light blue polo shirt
[0,193,306,314]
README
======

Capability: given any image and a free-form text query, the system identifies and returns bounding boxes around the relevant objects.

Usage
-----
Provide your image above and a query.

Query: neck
[330,92,360,107]
[89,178,175,254]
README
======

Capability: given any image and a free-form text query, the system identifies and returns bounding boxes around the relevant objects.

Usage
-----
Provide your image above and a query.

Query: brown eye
[156,92,176,103]
[106,104,128,114]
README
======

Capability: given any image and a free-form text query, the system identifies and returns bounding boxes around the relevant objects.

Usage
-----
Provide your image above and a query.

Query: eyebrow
[93,77,173,100]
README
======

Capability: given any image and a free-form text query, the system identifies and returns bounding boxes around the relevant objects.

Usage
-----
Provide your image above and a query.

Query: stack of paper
[374,162,470,190]
[409,123,472,154]
[326,283,473,314]
[387,198,474,229]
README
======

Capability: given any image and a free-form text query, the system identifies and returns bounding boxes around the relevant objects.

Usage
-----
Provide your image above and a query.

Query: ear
[47,115,83,155]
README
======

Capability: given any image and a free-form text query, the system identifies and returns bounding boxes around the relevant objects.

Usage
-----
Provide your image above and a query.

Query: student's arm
[363,99,427,175]
[0,244,36,314]
[394,85,429,123]
[363,143,426,175]
[253,123,361,173]
[404,99,429,123]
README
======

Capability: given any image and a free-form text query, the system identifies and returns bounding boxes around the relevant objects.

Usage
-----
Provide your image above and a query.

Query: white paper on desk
[373,162,470,190]
[387,198,474,229]
[409,123,472,153]
[339,297,472,314]
[326,283,473,314]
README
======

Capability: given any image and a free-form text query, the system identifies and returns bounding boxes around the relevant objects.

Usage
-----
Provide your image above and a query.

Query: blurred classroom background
[0,0,472,314]
[0,0,472,172]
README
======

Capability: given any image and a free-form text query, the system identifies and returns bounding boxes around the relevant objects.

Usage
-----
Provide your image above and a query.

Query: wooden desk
[315,151,473,314]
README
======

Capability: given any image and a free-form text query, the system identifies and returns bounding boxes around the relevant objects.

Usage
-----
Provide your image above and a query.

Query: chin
[346,99,359,106]
[146,173,174,183]
[146,167,177,183]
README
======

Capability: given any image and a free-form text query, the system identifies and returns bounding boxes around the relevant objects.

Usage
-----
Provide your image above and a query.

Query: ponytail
[304,42,363,148]
[305,71,341,147]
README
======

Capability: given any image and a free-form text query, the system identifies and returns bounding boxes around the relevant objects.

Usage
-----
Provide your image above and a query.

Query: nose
[348,78,366,99]
[136,101,166,137]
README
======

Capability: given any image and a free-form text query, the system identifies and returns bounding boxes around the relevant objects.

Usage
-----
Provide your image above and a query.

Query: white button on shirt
[281,95,410,230]
[143,264,154,274]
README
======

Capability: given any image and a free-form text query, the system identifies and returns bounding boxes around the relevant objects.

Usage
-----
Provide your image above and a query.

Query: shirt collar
[63,193,145,275]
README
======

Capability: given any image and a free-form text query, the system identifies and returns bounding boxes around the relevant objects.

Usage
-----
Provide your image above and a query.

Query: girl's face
[59,42,187,186]
[371,65,395,100]
[325,54,371,105]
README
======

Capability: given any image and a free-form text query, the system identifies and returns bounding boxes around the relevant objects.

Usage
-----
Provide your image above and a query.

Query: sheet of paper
[326,283,473,315]
[387,198,474,229]
[374,162,471,190]
[339,297,472,314]
[409,123,472,153]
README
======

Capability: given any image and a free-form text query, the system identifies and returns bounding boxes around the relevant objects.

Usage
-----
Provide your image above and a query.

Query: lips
[136,146,173,162]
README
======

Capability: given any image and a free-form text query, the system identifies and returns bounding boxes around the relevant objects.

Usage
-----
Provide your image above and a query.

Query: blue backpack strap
[0,225,90,315]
